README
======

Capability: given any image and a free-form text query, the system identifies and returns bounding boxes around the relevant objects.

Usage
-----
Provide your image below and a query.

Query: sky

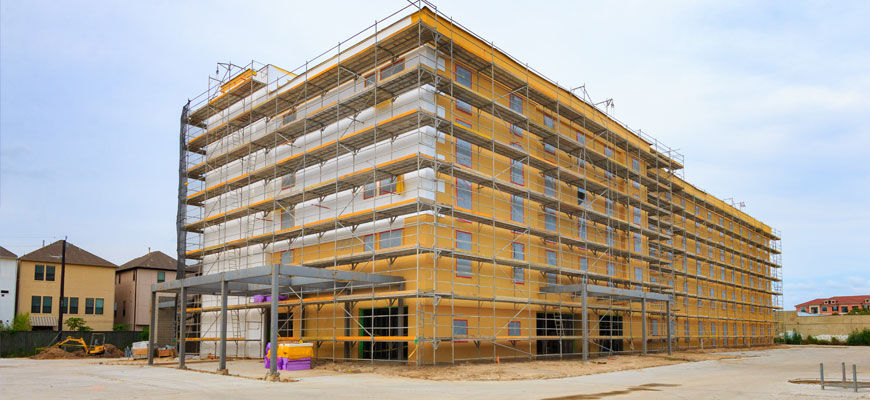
[1,0,868,308]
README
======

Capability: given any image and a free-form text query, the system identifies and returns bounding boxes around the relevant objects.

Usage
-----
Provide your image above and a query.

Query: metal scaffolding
[160,0,783,371]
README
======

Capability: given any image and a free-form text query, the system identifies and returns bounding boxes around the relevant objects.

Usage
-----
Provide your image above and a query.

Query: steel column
[666,300,672,355]
[147,290,156,365]
[178,284,186,369]
[641,298,647,355]
[581,278,588,361]
[219,279,228,372]
[268,266,279,378]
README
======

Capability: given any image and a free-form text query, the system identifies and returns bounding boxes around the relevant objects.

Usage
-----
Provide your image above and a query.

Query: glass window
[364,234,374,251]
[604,146,613,158]
[579,257,588,271]
[456,259,472,278]
[456,232,472,252]
[546,250,557,266]
[548,273,557,286]
[634,233,642,253]
[364,73,376,87]
[577,187,586,206]
[545,208,557,231]
[513,267,524,284]
[45,265,55,281]
[379,177,398,194]
[634,267,643,282]
[456,99,472,114]
[543,114,555,130]
[606,262,616,276]
[510,94,523,114]
[34,264,44,281]
[69,297,78,314]
[380,59,404,80]
[455,64,472,88]
[456,178,472,209]
[42,296,52,314]
[632,158,640,172]
[453,319,468,336]
[379,230,403,248]
[31,296,41,313]
[511,195,524,223]
[508,321,521,336]
[606,198,613,216]
[511,159,524,185]
[545,176,556,197]
[86,298,94,314]
[456,138,472,167]
[157,271,165,283]
[280,250,293,265]
[510,124,523,137]
[576,132,586,145]
[282,173,295,189]
[512,242,524,260]
[607,226,614,247]
[364,182,376,199]
[578,218,587,239]
[95,298,104,315]
[633,207,641,225]
[544,143,556,154]
[281,210,294,230]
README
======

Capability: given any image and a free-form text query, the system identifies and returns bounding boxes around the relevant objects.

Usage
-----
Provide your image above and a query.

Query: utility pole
[56,238,67,334]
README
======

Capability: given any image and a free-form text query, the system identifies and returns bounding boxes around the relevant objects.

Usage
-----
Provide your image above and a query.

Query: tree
[2,313,32,332]
[64,317,92,332]
[113,323,129,331]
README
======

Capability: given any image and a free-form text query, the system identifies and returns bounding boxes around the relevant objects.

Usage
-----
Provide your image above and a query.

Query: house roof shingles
[795,295,870,308]
[118,251,177,272]
[0,245,16,259]
[19,240,116,268]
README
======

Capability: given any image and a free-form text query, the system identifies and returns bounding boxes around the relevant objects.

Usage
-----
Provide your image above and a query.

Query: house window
[633,207,641,225]
[545,176,556,197]
[508,321,521,336]
[281,210,294,230]
[545,209,557,231]
[157,271,165,283]
[634,233,642,253]
[364,73,376,87]
[578,218,587,239]
[363,234,374,252]
[379,229,403,249]
[456,178,473,209]
[85,298,95,314]
[379,177,398,195]
[453,319,468,336]
[69,297,78,314]
[510,124,523,137]
[577,188,586,206]
[635,267,643,282]
[546,250,557,266]
[543,114,555,130]
[34,265,44,281]
[632,158,640,172]
[606,227,614,247]
[511,195,524,223]
[455,64,472,88]
[273,248,291,265]
[31,296,41,313]
[364,182,376,199]
[579,257,588,271]
[604,146,613,158]
[456,259,473,278]
[606,262,616,276]
[576,132,586,146]
[282,173,295,189]
[456,139,472,167]
[606,198,613,216]
[513,267,524,284]
[42,296,52,314]
[45,265,55,281]
[456,232,472,278]
[379,59,404,80]
[95,298,104,315]
[455,118,472,129]
[510,154,524,185]
[456,99,472,114]
[544,143,556,155]
[512,242,525,260]
[509,94,523,114]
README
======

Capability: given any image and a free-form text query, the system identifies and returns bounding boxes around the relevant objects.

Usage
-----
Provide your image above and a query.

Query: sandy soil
[312,349,761,381]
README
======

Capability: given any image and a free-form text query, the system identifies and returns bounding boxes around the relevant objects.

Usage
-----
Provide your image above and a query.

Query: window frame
[455,138,472,167]
[34,264,44,281]
[543,113,556,130]
[379,58,405,81]
[45,265,55,281]
[455,178,473,210]
[455,98,473,115]
[509,93,523,114]
[454,62,473,88]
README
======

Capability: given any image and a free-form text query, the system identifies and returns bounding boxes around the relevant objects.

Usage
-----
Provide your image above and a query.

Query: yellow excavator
[54,333,106,355]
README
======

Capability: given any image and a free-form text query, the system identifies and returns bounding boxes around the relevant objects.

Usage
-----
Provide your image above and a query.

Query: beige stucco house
[115,251,176,331]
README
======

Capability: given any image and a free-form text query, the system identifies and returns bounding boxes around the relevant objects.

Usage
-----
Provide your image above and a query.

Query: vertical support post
[843,362,847,383]
[641,298,647,355]
[219,279,228,373]
[665,299,674,355]
[853,364,858,393]
[581,278,588,361]
[268,265,279,379]
[178,284,186,369]
[820,363,825,390]
[147,290,156,365]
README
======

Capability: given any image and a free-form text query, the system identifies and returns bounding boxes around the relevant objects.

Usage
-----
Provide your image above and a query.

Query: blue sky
[1,1,868,308]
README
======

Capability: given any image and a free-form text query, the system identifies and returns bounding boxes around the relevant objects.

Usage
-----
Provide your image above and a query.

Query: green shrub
[113,323,129,331]
[846,328,870,346]
[783,332,803,344]
[139,326,150,341]
[64,317,91,332]
[830,337,843,345]
[9,313,31,332]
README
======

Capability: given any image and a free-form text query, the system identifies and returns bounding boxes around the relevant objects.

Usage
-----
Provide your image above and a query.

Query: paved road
[0,347,867,399]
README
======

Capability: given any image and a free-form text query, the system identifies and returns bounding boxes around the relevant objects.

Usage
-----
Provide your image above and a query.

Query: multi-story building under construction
[158,2,783,366]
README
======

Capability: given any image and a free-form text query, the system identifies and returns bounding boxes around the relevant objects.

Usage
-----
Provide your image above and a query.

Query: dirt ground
[313,348,762,381]
[30,344,124,359]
